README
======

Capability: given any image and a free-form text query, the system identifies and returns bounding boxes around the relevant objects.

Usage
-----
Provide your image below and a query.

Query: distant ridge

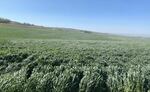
[0,17,11,23]
[0,17,36,27]
[0,17,148,41]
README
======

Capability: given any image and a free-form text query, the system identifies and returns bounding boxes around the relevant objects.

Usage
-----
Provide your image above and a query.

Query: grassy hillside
[1,22,150,92]
[0,23,133,41]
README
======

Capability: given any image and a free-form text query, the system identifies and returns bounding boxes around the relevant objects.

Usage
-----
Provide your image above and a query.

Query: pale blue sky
[0,0,150,36]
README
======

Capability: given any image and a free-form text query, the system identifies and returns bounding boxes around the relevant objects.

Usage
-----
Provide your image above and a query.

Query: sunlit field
[0,23,150,92]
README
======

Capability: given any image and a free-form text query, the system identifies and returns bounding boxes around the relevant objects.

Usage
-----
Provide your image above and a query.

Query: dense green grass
[0,23,150,92]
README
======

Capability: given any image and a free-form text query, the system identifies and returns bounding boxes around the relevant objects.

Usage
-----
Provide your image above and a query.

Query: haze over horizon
[0,0,150,36]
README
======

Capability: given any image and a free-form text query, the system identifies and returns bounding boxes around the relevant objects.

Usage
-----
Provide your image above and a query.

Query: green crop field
[0,23,150,92]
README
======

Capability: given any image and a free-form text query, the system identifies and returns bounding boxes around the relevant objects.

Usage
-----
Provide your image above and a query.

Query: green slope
[0,23,131,41]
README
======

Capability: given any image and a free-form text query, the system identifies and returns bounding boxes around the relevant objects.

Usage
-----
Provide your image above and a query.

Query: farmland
[0,23,150,92]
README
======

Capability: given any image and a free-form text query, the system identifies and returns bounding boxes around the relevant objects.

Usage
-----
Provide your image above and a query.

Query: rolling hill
[0,22,134,41]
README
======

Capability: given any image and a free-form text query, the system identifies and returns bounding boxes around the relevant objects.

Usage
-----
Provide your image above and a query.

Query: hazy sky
[0,0,150,36]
